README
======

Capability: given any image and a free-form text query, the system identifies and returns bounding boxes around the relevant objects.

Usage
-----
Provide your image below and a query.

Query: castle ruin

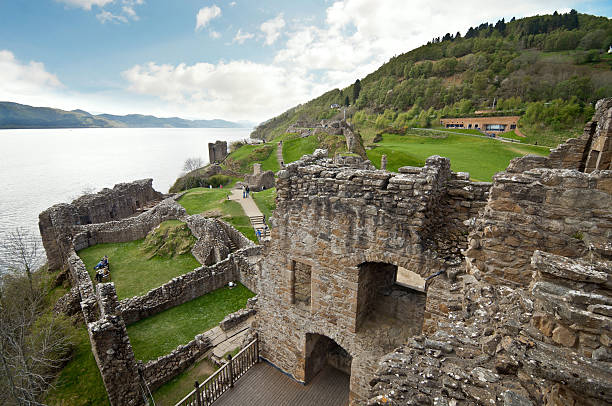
[252,99,612,405]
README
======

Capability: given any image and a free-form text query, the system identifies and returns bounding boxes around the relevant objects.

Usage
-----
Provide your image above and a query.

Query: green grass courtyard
[127,283,255,362]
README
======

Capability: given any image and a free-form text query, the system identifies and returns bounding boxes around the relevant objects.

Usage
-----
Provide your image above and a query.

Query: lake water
[0,127,252,263]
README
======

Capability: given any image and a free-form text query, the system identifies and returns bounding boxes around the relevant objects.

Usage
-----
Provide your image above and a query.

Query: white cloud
[121,60,331,121]
[260,13,285,45]
[0,50,63,105]
[229,1,236,6]
[233,29,254,44]
[58,0,144,23]
[196,5,222,31]
[56,0,113,10]
[97,10,128,23]
[210,30,221,39]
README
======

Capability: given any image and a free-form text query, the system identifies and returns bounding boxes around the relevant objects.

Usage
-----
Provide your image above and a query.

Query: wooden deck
[213,361,350,406]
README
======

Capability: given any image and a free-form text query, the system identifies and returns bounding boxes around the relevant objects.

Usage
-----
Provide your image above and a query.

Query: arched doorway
[304,334,351,384]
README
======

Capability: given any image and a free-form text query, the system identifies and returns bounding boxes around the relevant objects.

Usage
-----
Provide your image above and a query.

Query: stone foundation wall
[39,179,164,269]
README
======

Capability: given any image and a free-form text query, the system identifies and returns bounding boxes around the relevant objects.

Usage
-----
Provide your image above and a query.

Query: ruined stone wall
[88,283,143,406]
[208,140,228,163]
[71,196,185,252]
[141,334,213,392]
[531,250,611,359]
[465,168,611,286]
[255,150,490,403]
[368,262,612,406]
[39,179,164,269]
[119,251,241,325]
[548,98,612,172]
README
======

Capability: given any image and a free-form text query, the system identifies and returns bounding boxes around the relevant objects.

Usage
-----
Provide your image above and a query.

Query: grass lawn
[366,132,550,182]
[45,327,108,406]
[78,231,201,300]
[127,283,255,362]
[251,188,276,225]
[282,135,320,163]
[153,358,216,405]
[177,188,257,243]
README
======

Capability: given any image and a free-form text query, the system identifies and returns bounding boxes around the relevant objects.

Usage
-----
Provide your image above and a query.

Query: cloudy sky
[0,1,610,124]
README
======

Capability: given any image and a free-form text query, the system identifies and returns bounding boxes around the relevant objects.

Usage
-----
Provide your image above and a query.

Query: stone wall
[141,333,213,392]
[368,262,612,406]
[39,179,164,269]
[244,165,276,190]
[208,140,228,163]
[465,168,611,286]
[531,250,611,359]
[119,247,259,325]
[88,283,143,406]
[255,150,490,403]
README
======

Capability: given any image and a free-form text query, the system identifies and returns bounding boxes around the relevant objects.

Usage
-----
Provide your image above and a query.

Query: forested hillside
[251,11,612,146]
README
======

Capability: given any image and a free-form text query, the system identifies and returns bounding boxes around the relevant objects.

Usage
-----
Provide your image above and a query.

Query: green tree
[353,79,362,103]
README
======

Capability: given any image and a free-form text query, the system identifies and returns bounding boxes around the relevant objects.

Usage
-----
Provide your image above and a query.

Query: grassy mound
[223,142,279,173]
[282,133,347,164]
[177,188,257,243]
[252,188,276,225]
[141,220,196,259]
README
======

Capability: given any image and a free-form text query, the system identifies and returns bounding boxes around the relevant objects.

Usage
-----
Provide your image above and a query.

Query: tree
[183,157,204,172]
[344,95,350,107]
[0,229,76,405]
[353,79,361,104]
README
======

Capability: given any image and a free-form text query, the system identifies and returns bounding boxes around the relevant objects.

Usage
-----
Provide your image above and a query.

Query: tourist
[95,270,103,283]
[246,185,250,198]
[242,185,246,198]
[94,255,108,270]
[257,229,262,240]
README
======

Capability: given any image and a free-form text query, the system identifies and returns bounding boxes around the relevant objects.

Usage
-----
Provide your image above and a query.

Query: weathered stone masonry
[255,151,490,403]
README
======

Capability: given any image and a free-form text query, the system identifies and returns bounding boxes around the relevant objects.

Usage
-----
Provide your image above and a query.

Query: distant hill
[0,102,246,129]
[251,11,612,147]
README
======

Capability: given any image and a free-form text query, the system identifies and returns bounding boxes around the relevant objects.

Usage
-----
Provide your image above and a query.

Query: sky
[0,0,610,124]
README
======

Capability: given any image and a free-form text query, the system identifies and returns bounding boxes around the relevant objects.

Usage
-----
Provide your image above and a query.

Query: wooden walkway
[213,362,349,406]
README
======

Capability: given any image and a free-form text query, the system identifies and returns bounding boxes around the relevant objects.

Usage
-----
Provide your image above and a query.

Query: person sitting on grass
[94,255,109,270]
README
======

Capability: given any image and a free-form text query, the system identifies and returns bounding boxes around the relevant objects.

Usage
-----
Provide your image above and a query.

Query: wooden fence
[175,338,259,406]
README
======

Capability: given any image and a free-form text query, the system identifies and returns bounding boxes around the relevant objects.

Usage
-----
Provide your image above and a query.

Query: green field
[79,234,201,300]
[127,283,255,362]
[177,188,257,242]
[153,358,216,405]
[367,132,550,181]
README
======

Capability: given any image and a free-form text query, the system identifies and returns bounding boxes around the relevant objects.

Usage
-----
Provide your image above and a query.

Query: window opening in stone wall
[293,260,312,310]
[356,262,426,335]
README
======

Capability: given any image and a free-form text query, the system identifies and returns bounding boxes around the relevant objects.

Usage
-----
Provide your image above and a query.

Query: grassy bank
[224,142,279,173]
[177,187,257,242]
[45,327,108,405]
[127,283,255,362]
[153,358,216,405]
[367,132,549,181]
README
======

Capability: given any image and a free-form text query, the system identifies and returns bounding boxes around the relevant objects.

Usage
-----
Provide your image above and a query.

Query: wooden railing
[175,338,259,406]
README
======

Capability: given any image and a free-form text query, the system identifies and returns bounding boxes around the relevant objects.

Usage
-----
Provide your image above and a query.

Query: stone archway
[304,333,352,384]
